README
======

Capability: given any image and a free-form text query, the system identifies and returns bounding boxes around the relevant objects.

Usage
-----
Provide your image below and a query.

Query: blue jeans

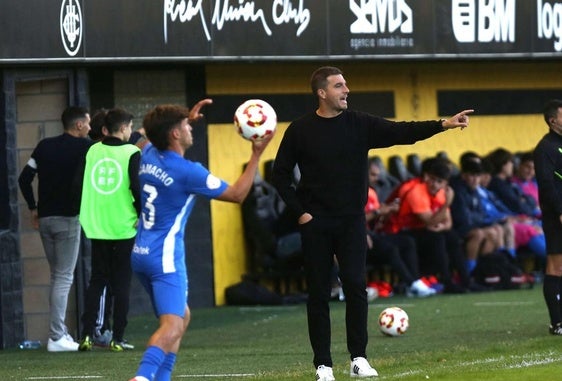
[39,216,81,341]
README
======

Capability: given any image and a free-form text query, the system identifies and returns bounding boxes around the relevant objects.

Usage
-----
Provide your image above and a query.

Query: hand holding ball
[234,99,277,141]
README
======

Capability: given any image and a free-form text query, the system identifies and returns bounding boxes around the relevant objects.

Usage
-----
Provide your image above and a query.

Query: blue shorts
[135,270,188,318]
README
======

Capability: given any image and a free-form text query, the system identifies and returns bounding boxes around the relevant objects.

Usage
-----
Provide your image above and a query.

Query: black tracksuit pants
[300,214,368,368]
[81,238,134,342]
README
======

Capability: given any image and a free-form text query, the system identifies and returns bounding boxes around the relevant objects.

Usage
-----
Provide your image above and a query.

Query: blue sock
[154,352,177,381]
[136,346,166,381]
[505,247,517,258]
[528,235,547,257]
[465,259,477,274]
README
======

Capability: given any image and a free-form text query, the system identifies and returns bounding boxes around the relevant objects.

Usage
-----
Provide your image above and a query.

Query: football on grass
[378,307,409,336]
[234,99,277,141]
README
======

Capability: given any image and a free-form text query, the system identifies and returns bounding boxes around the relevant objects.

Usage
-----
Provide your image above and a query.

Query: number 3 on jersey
[142,184,158,229]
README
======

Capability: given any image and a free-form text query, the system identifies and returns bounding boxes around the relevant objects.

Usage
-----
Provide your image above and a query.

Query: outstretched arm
[216,133,275,203]
[186,97,274,204]
[188,99,213,123]
[441,109,474,130]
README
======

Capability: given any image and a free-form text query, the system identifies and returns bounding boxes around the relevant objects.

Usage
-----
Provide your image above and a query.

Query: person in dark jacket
[534,99,562,335]
[487,148,541,219]
[450,160,504,274]
[271,66,473,381]
[18,106,92,352]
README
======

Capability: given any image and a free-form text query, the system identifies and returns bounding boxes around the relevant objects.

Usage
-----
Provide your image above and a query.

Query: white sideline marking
[372,303,416,308]
[389,352,562,379]
[27,377,102,380]
[239,306,298,312]
[28,374,255,380]
[393,369,424,377]
[176,374,255,378]
[461,353,562,369]
[508,357,561,368]
[473,301,536,306]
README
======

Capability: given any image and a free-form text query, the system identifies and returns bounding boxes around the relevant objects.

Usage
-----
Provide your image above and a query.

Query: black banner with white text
[1,0,562,63]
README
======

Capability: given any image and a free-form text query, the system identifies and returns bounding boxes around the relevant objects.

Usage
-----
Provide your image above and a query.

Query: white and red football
[378,307,409,337]
[234,99,277,141]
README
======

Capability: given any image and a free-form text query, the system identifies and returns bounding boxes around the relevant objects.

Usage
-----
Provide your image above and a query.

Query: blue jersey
[132,143,228,279]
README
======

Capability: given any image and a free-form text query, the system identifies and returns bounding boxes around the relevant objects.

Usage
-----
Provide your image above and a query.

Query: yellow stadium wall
[207,61,561,305]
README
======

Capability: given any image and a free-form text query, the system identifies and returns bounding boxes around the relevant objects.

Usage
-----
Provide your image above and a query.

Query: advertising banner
[330,0,435,57]
[1,0,562,63]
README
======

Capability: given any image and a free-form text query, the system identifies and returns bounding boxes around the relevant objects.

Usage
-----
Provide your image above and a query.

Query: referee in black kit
[534,99,562,336]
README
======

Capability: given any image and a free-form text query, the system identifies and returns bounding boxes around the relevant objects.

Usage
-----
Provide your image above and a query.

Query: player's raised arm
[217,99,277,203]
[217,134,274,203]
[188,98,213,123]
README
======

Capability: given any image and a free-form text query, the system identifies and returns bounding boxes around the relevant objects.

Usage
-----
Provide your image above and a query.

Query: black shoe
[444,283,468,294]
[549,322,562,335]
[468,282,491,292]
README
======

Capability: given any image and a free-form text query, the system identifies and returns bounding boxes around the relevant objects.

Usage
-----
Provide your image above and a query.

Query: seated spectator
[486,148,544,262]
[383,157,470,293]
[479,158,546,261]
[368,158,400,203]
[450,160,505,274]
[457,154,517,257]
[365,187,436,297]
[486,148,541,219]
[511,151,540,213]
[241,173,304,282]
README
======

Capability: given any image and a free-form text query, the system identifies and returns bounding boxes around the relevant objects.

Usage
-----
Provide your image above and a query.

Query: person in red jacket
[386,157,471,295]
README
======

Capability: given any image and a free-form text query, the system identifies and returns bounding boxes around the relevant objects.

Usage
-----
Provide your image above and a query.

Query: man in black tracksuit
[271,66,473,381]
[534,99,562,336]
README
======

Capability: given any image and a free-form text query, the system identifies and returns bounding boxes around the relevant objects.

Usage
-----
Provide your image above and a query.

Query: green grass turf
[2,286,562,380]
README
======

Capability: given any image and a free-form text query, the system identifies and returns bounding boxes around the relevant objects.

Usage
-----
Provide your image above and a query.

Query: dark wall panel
[0,75,8,230]
[438,89,562,116]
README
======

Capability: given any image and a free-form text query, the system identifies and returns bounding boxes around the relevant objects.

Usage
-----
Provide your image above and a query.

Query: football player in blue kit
[129,101,274,381]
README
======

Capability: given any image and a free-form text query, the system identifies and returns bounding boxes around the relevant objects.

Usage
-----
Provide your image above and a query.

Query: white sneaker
[47,336,79,352]
[63,333,75,342]
[350,357,378,377]
[366,287,378,302]
[408,279,437,298]
[316,365,335,381]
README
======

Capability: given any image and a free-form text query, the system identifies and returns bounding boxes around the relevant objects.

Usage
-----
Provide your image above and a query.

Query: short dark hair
[61,106,88,130]
[89,108,108,141]
[518,151,533,164]
[104,108,134,134]
[459,151,481,168]
[543,99,562,125]
[423,157,451,180]
[461,160,483,174]
[486,148,513,175]
[143,104,190,151]
[480,157,494,174]
[310,66,343,96]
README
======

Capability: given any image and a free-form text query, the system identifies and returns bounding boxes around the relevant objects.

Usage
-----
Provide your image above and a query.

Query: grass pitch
[2,286,562,380]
